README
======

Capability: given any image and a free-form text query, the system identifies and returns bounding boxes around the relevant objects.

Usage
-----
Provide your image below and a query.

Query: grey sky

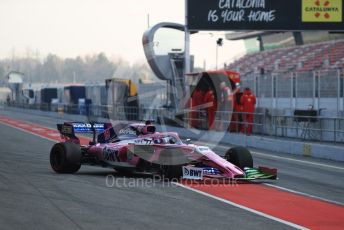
[0,0,245,68]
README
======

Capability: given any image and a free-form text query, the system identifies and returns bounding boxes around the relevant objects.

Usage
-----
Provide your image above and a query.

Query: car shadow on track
[76,170,158,179]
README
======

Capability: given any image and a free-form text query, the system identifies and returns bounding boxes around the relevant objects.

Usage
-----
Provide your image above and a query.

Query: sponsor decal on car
[203,167,221,175]
[72,123,105,132]
[182,166,203,180]
[73,123,92,128]
[102,147,119,161]
[119,128,137,135]
[134,138,154,145]
[196,146,210,153]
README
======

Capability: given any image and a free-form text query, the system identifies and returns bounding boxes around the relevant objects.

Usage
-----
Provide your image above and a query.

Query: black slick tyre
[50,142,81,173]
[225,146,253,170]
[161,165,183,179]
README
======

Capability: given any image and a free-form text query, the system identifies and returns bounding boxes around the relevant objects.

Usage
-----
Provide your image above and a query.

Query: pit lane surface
[1,109,344,229]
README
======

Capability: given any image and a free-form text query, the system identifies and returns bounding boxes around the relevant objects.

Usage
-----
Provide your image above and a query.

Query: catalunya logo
[302,0,342,22]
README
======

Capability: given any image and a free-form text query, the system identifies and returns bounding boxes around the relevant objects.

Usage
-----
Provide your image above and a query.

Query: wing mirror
[185,139,192,144]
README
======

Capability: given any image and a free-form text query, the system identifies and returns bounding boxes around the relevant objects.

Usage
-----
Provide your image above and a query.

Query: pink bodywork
[82,130,245,179]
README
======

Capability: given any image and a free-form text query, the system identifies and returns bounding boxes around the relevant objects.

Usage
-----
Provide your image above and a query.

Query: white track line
[263,183,344,207]
[251,151,344,171]
[0,121,58,143]
[172,182,308,230]
[0,120,91,143]
[213,144,344,171]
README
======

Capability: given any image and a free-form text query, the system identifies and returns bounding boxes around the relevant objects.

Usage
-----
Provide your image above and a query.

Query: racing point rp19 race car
[50,121,277,181]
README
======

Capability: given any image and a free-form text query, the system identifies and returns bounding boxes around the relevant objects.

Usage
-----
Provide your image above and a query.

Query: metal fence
[184,110,344,143]
[240,69,344,115]
[3,102,344,143]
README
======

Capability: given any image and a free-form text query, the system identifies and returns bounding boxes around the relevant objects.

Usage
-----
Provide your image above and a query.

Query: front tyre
[159,149,184,179]
[225,146,253,170]
[50,142,81,173]
[161,165,183,179]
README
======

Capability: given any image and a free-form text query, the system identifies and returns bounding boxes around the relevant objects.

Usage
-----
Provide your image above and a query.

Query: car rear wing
[57,122,112,144]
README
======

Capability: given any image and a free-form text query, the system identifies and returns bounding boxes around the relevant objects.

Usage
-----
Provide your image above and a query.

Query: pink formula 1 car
[50,121,277,180]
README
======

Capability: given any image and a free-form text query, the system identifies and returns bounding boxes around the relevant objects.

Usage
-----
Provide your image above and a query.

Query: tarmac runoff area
[0,110,344,229]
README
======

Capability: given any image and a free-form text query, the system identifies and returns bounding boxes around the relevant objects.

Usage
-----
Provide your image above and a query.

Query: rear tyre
[115,168,135,175]
[50,142,81,173]
[225,146,253,170]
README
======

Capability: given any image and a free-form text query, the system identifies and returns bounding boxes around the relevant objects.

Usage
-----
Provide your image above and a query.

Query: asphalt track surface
[0,108,343,229]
